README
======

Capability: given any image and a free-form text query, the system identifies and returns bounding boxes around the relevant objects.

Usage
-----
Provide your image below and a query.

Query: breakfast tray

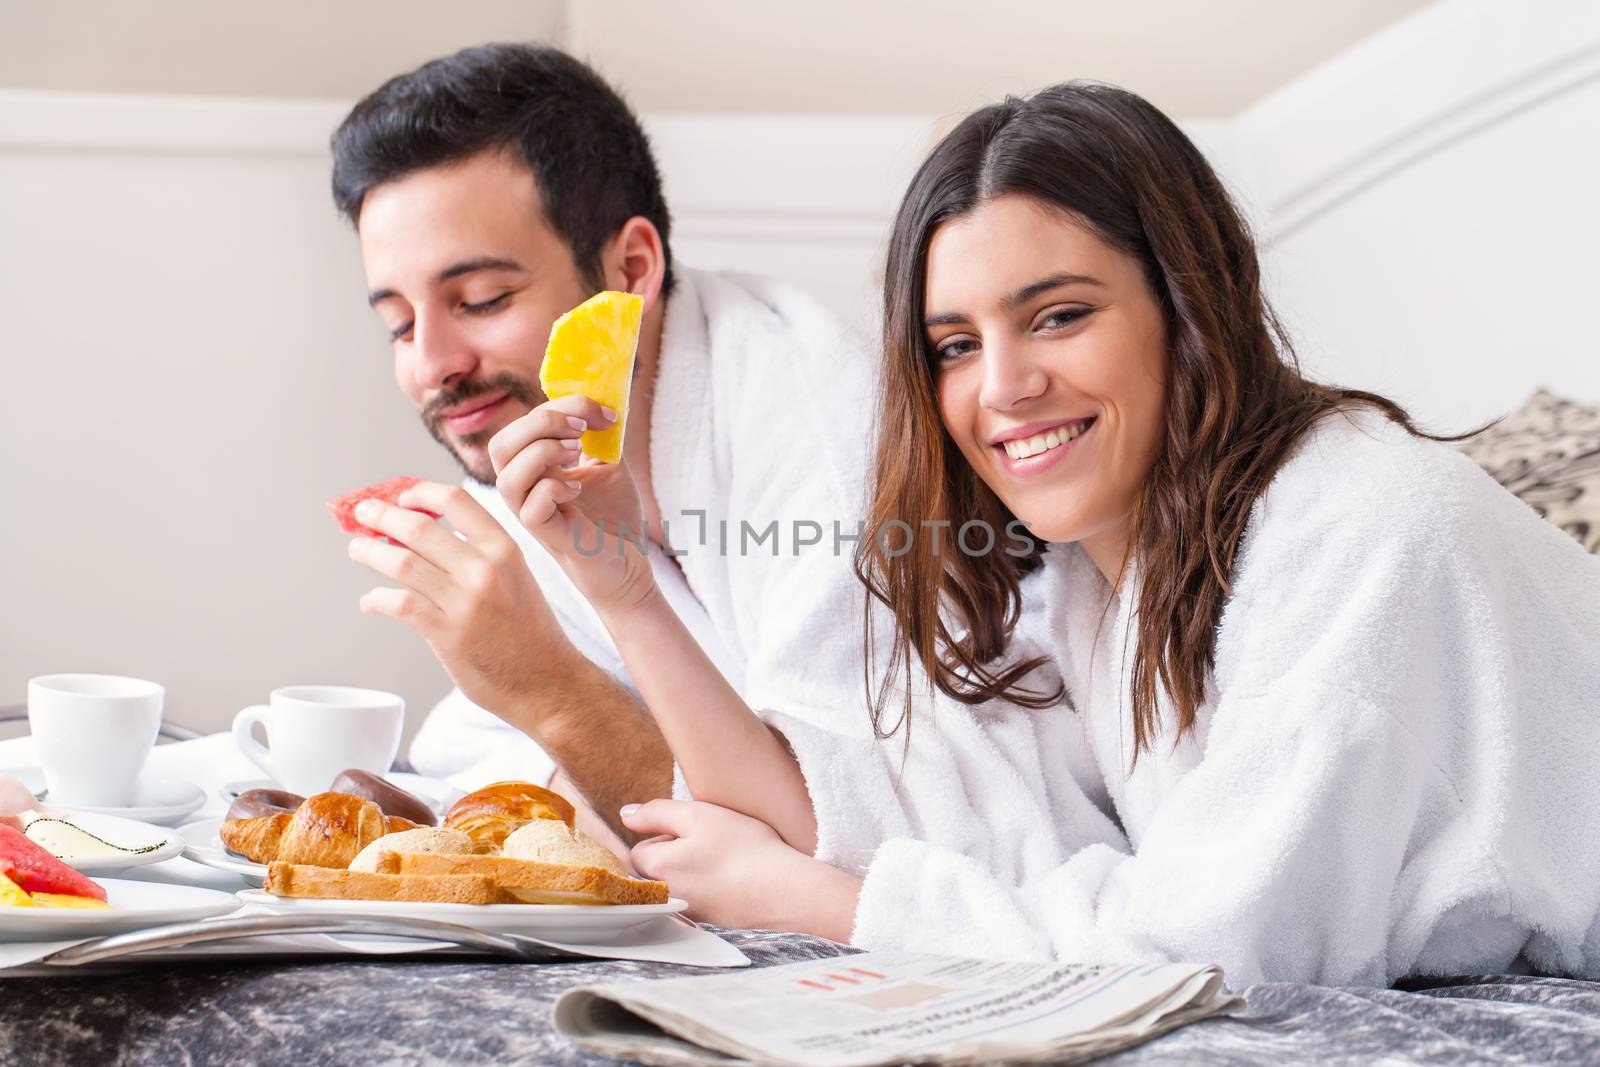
[1,911,749,976]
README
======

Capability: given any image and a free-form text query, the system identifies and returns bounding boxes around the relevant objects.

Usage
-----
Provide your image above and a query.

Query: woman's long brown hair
[855,83,1477,758]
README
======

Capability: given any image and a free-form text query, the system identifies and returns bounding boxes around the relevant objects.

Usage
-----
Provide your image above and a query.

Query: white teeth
[1002,420,1090,460]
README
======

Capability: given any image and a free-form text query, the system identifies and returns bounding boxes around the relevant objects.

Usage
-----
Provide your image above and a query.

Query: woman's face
[925,194,1168,573]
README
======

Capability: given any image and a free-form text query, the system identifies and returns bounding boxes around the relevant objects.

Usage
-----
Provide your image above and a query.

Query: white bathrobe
[411,267,1127,881]
[852,408,1600,987]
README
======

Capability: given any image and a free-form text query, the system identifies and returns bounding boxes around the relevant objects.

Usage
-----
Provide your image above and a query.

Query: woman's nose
[978,338,1048,412]
[409,310,478,391]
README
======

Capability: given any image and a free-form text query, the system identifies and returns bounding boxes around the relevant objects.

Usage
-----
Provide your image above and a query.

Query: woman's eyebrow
[925,272,1106,327]
[1004,272,1104,308]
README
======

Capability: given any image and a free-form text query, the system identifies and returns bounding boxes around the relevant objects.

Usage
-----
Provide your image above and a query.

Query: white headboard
[1215,0,1600,429]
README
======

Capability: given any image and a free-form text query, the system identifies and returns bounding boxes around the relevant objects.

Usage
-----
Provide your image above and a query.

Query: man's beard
[421,372,545,485]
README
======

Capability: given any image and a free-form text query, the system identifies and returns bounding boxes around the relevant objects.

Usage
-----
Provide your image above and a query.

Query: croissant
[221,793,419,867]
[443,781,575,848]
[219,811,291,863]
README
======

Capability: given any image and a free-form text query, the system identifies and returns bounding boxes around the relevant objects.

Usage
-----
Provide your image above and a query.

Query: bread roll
[443,781,576,847]
[348,826,475,872]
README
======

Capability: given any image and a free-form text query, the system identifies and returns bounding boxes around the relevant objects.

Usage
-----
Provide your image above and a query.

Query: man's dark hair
[331,43,673,293]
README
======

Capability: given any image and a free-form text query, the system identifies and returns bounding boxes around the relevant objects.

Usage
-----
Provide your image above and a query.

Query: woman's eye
[1039,307,1091,331]
[463,293,510,314]
[934,337,979,363]
[388,320,413,342]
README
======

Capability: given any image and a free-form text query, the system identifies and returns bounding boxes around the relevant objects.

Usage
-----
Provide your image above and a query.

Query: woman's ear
[603,216,667,312]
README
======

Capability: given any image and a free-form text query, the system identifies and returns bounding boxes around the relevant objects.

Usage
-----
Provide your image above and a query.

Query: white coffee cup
[231,685,404,796]
[28,673,165,807]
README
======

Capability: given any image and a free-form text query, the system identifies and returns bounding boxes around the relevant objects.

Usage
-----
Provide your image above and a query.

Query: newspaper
[553,951,1242,1066]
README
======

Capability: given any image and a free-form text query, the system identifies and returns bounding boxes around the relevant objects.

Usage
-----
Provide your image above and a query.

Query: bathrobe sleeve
[850,429,1584,987]
[852,679,1447,988]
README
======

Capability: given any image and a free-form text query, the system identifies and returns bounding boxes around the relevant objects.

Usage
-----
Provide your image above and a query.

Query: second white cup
[232,685,403,796]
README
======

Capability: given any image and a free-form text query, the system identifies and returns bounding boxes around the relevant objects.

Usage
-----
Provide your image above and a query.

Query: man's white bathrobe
[852,409,1600,987]
[411,267,1119,880]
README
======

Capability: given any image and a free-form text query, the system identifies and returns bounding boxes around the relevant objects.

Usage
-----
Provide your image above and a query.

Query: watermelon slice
[326,476,441,544]
[0,824,108,902]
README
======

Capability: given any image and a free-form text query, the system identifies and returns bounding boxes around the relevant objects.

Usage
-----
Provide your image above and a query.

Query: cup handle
[232,705,274,778]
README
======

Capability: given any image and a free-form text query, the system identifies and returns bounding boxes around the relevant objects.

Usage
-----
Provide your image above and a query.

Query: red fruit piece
[326,476,442,544]
[0,823,108,901]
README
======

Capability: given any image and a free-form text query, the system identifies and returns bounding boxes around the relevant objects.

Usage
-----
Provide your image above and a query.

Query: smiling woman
[640,79,1600,987]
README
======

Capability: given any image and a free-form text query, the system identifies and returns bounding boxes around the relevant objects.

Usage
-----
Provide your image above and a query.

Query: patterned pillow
[1459,389,1600,554]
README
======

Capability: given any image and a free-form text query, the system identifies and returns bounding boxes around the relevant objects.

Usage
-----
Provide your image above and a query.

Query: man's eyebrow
[367,256,527,307]
[924,272,1105,328]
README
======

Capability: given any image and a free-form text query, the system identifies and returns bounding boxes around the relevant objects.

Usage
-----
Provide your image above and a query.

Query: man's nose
[410,309,478,391]
[978,338,1048,412]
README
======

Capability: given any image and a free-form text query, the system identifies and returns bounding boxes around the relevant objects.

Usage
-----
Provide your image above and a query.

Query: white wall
[0,93,458,739]
[0,0,1427,117]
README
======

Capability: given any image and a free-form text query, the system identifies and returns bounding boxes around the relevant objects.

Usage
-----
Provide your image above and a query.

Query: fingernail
[619,804,639,819]
[560,437,581,450]
[564,480,582,490]
[346,539,361,556]
[354,500,378,520]
[600,406,617,423]
[567,416,587,432]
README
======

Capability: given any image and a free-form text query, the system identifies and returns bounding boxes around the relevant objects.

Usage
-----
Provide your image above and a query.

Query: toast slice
[373,851,669,906]
[264,862,502,904]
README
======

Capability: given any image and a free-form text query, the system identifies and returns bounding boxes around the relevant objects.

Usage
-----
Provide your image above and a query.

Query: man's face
[358,150,592,484]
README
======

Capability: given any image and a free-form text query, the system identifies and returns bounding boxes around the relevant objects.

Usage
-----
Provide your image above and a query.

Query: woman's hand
[623,800,862,940]
[489,396,656,615]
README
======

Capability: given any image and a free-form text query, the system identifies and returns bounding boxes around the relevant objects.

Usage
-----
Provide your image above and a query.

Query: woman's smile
[992,415,1097,475]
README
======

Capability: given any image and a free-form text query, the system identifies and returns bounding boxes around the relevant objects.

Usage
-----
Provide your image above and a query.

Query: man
[331,43,888,854]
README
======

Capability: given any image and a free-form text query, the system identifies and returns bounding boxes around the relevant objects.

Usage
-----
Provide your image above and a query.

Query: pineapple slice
[540,291,643,464]
[0,871,34,907]
[30,892,111,910]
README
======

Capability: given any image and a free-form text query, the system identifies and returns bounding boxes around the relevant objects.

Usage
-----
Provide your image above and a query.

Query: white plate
[19,810,184,873]
[175,817,266,882]
[220,773,464,816]
[237,890,687,942]
[27,774,206,827]
[0,878,240,941]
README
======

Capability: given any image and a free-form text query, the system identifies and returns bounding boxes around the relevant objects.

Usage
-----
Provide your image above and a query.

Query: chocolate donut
[329,769,437,826]
[226,788,304,822]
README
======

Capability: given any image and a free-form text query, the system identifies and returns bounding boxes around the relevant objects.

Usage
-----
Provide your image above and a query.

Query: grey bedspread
[0,929,1596,1064]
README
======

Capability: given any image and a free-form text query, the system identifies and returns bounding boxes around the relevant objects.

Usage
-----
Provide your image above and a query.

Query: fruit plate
[0,879,240,941]
[236,890,686,943]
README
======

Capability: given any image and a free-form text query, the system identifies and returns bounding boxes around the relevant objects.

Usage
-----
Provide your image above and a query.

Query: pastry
[347,827,477,872]
[502,819,625,876]
[329,769,437,826]
[443,781,576,848]
[226,788,305,822]
[221,792,415,867]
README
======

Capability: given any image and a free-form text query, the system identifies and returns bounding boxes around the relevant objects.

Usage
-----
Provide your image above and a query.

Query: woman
[497,84,1600,987]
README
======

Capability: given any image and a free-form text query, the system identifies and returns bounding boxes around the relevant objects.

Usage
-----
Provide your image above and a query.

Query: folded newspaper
[554,951,1241,1066]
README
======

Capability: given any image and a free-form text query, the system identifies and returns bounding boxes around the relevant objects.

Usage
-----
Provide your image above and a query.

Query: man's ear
[603,217,667,312]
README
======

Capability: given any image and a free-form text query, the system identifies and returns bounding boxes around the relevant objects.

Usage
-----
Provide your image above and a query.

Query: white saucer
[19,809,184,873]
[49,776,207,827]
[237,890,686,942]
[174,817,266,882]
[0,878,240,942]
[220,772,464,816]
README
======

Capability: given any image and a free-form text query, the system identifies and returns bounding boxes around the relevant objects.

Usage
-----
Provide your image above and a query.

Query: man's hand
[346,480,571,719]
[624,800,862,940]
